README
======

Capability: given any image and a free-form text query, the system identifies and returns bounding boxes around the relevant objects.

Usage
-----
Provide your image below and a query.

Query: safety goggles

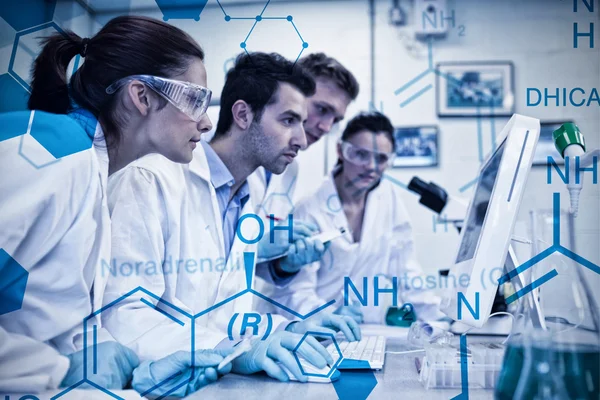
[340,140,394,168]
[106,74,212,122]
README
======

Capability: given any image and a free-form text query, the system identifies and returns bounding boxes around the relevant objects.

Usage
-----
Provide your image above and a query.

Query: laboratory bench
[21,333,501,399]
[186,336,497,400]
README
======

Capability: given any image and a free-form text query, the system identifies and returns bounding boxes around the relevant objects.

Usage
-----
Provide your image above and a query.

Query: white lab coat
[0,110,111,392]
[0,326,70,392]
[102,143,288,362]
[272,172,445,323]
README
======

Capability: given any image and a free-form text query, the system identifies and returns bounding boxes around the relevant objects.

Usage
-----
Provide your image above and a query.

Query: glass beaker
[513,329,570,400]
[495,209,600,399]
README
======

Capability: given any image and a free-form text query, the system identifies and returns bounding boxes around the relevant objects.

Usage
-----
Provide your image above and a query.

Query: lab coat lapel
[91,124,111,315]
[188,145,226,259]
[319,173,353,245]
[353,183,389,270]
[188,147,254,314]
[222,199,258,285]
[358,183,381,245]
[187,145,229,311]
[210,191,257,324]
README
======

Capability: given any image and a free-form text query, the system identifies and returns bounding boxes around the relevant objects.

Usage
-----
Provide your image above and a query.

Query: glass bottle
[495,208,600,399]
[513,330,569,400]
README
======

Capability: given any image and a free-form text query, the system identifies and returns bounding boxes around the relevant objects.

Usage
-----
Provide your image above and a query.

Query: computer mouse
[278,359,341,383]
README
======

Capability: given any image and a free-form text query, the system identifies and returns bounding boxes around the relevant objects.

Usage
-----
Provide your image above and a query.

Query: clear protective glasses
[340,140,394,168]
[106,74,212,122]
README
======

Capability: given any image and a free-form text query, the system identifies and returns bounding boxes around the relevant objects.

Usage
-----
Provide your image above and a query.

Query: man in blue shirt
[104,51,360,387]
[250,53,360,281]
[201,140,251,258]
[199,51,362,379]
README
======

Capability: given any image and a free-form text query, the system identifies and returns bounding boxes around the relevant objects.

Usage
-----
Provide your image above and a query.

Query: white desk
[185,336,496,400]
[18,333,497,399]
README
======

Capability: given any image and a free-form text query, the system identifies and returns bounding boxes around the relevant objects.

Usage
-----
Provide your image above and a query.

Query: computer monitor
[440,114,540,327]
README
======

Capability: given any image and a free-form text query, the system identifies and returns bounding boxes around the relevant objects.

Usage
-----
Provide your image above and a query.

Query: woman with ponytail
[0,16,230,396]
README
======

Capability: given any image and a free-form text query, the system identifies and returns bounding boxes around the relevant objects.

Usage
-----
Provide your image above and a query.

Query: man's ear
[125,81,152,116]
[231,100,255,130]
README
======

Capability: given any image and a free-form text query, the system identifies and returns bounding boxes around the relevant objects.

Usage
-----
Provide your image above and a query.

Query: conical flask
[513,330,570,400]
[495,207,600,399]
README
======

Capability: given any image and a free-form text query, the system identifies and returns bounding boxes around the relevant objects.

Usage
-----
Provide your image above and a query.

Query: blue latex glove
[257,220,317,262]
[61,341,139,389]
[231,331,332,383]
[277,236,329,273]
[334,302,364,324]
[131,349,234,398]
[287,312,362,342]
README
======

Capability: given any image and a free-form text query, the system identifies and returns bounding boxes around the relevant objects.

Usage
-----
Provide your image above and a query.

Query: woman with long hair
[0,16,229,396]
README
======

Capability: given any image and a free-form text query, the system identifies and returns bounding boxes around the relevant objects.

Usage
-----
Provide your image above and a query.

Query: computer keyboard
[326,335,386,370]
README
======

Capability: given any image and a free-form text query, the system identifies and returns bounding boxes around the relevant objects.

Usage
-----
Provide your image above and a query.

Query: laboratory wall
[3,0,598,294]
[98,0,599,287]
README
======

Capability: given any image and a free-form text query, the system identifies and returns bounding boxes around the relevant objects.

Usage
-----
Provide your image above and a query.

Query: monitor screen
[456,141,506,263]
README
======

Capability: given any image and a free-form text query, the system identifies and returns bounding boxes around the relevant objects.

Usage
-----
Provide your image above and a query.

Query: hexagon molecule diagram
[154,0,209,21]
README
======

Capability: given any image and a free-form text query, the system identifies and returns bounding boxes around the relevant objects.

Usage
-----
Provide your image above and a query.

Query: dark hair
[336,111,395,168]
[214,52,316,137]
[28,16,205,146]
[297,53,359,100]
[341,111,395,147]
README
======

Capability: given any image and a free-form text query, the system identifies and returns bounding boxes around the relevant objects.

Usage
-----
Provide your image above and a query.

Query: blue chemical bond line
[258,175,298,218]
[391,32,498,195]
[1,15,81,166]
[458,110,497,193]
[52,251,340,399]
[215,0,309,65]
[18,129,60,169]
[498,192,600,304]
[432,214,449,233]
[394,37,462,108]
[451,334,469,400]
[154,0,208,21]
[0,249,29,316]
[379,111,495,218]
[8,21,79,93]
[452,192,600,400]
[223,56,236,75]
[294,331,343,379]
